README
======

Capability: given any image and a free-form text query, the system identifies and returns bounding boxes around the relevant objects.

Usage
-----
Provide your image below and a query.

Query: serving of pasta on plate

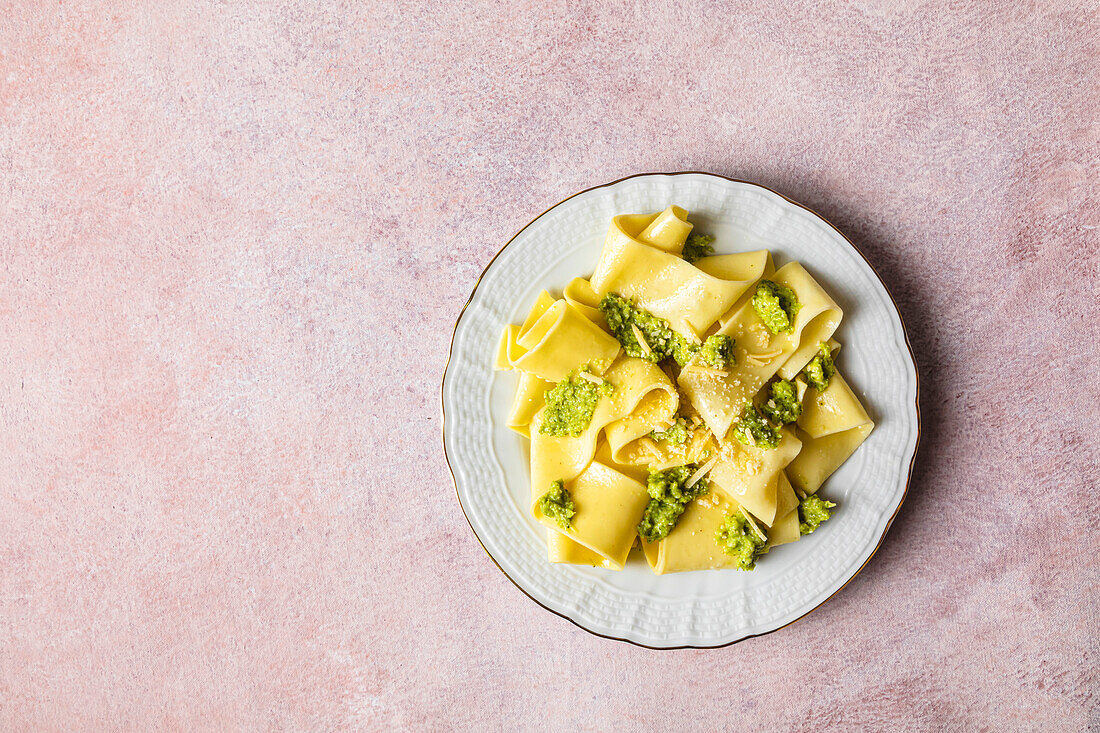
[496,206,874,574]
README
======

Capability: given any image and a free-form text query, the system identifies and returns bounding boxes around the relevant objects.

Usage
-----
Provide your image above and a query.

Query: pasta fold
[529,357,677,504]
[787,372,874,494]
[590,212,756,338]
[679,262,842,440]
[537,460,650,570]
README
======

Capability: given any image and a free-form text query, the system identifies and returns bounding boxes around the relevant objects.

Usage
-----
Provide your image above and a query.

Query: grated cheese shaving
[685,454,721,489]
[741,509,767,542]
[745,348,783,365]
[575,371,604,385]
[631,324,653,357]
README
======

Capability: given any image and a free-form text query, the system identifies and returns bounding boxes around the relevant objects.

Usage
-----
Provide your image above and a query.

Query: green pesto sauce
[539,368,613,437]
[682,232,715,264]
[696,334,735,370]
[752,280,801,334]
[732,403,782,449]
[598,293,698,366]
[802,342,836,392]
[760,378,802,425]
[715,510,768,571]
[637,464,709,543]
[650,416,691,446]
[538,479,576,529]
[798,494,836,535]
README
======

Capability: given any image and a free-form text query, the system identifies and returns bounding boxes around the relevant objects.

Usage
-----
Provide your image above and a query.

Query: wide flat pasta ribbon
[505,371,552,437]
[529,356,677,506]
[641,486,750,574]
[547,529,610,568]
[707,426,802,527]
[693,250,774,326]
[765,473,802,548]
[496,296,620,382]
[562,277,605,328]
[787,371,874,494]
[536,459,650,570]
[679,262,842,441]
[590,210,756,339]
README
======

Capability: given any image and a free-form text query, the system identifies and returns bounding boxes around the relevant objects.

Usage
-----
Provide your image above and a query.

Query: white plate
[442,173,920,648]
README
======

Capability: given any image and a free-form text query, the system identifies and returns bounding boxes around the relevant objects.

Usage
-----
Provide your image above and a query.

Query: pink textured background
[1,1,1097,730]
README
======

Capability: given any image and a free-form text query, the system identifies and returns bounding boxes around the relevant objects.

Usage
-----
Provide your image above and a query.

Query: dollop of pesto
[637,464,709,543]
[760,378,802,425]
[682,232,715,264]
[696,334,735,370]
[650,416,691,446]
[752,280,801,334]
[715,510,768,571]
[598,293,698,366]
[538,479,576,529]
[798,494,836,535]
[802,342,836,392]
[732,403,782,449]
[539,368,613,437]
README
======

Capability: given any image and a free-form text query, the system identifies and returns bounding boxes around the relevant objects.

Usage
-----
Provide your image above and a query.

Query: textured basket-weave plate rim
[441,171,921,649]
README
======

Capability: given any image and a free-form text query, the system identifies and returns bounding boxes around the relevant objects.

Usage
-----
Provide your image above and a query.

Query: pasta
[496,206,874,573]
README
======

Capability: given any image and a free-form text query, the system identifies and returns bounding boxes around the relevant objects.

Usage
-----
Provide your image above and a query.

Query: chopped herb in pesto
[682,233,715,264]
[696,334,735,370]
[650,416,691,446]
[732,403,782,449]
[637,464,709,543]
[598,293,698,366]
[760,378,802,425]
[752,280,801,334]
[802,342,836,392]
[538,479,576,529]
[539,368,613,437]
[715,510,768,570]
[798,494,836,535]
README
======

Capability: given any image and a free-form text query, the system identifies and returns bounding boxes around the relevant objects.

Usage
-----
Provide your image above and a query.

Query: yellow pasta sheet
[537,459,650,570]
[641,487,749,574]
[529,356,677,504]
[707,426,802,527]
[497,294,620,382]
[767,472,802,548]
[787,372,874,494]
[590,210,762,338]
[679,262,842,441]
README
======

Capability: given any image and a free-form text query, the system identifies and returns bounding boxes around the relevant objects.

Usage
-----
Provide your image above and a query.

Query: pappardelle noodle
[496,206,874,572]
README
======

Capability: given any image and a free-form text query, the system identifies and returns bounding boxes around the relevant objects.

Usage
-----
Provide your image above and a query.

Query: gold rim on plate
[440,171,921,649]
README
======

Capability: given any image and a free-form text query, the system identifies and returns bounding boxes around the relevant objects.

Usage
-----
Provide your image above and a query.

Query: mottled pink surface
[1,1,1097,730]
